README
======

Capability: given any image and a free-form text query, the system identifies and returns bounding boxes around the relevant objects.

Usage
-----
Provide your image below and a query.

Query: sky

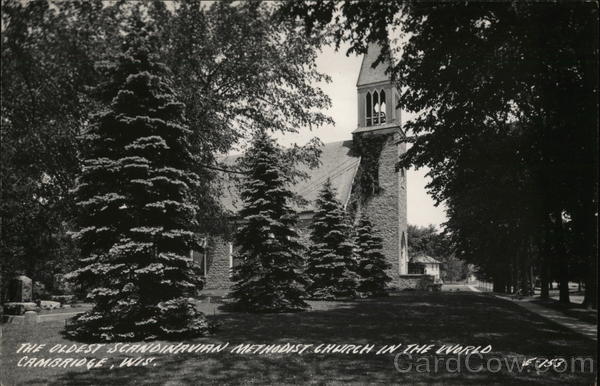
[274,44,447,228]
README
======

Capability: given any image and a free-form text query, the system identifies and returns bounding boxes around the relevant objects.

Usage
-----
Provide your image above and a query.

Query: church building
[194,45,411,290]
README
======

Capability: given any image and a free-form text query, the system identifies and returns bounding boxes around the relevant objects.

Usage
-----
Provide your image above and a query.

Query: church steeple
[351,42,408,282]
[357,43,390,87]
[354,43,401,134]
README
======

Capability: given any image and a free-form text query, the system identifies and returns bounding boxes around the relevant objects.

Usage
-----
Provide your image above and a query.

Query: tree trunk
[580,172,597,309]
[583,262,597,309]
[540,263,549,299]
[581,13,598,310]
[513,253,520,294]
[529,266,535,296]
[582,242,597,308]
[557,258,570,303]
[552,211,570,304]
[540,231,551,299]
[517,240,531,295]
[493,276,506,293]
[524,240,535,296]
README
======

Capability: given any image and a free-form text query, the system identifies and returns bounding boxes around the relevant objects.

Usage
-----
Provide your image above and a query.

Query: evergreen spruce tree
[354,214,391,297]
[66,23,209,341]
[229,130,309,313]
[306,179,359,299]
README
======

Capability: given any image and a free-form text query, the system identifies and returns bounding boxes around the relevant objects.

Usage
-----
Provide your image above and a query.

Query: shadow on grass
[3,292,596,385]
[531,298,598,325]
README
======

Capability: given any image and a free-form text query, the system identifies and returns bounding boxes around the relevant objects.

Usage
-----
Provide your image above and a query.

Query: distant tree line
[284,1,598,307]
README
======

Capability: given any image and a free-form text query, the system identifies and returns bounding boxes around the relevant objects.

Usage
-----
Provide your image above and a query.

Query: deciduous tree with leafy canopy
[1,0,331,298]
[283,1,598,307]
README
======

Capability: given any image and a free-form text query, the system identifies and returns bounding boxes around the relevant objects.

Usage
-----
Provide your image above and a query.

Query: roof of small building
[218,140,361,214]
[356,43,391,87]
[410,255,442,265]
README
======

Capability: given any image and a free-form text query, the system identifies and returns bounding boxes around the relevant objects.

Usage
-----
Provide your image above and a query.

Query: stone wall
[203,236,233,290]
[296,215,313,250]
[202,217,315,290]
[359,133,407,287]
[201,133,408,292]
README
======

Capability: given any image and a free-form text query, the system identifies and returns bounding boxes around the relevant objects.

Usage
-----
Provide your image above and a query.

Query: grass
[531,298,597,325]
[1,292,596,385]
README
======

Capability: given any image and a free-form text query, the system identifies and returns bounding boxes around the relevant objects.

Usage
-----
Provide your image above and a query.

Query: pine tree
[66,23,209,341]
[306,179,359,299]
[354,214,391,297]
[229,131,309,313]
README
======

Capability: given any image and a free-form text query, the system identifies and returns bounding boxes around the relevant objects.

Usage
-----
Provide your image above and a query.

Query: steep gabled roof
[218,140,361,214]
[356,43,391,87]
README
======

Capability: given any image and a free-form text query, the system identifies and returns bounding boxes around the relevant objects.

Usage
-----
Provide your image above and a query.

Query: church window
[366,92,372,126]
[188,238,208,275]
[366,90,387,127]
[372,91,379,125]
[408,262,424,275]
[200,238,207,276]
[401,231,407,274]
[379,90,386,123]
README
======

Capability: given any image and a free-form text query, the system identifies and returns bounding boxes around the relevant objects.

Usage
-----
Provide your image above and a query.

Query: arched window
[372,91,379,125]
[401,231,408,274]
[379,90,386,123]
[366,90,389,127]
[366,92,372,126]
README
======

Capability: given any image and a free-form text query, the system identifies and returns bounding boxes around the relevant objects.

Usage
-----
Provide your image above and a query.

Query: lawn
[531,298,598,325]
[1,292,596,385]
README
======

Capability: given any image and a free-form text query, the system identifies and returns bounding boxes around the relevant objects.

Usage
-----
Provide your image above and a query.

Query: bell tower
[356,44,402,130]
[352,43,408,284]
